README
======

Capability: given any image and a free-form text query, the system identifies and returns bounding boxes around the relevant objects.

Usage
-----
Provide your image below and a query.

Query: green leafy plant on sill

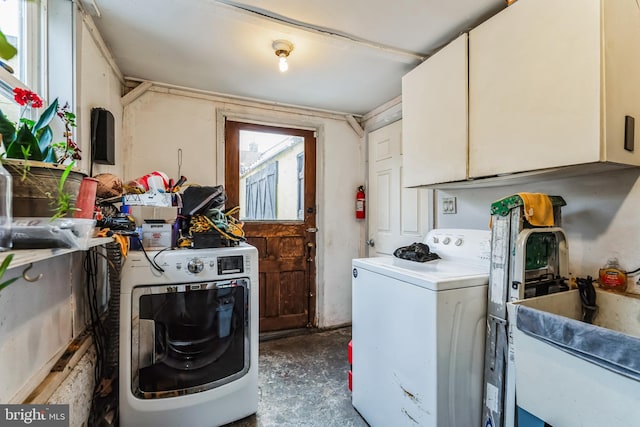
[0,88,81,166]
[47,162,76,220]
[0,254,18,293]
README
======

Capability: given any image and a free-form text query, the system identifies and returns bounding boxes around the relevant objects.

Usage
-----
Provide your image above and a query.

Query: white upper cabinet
[402,34,468,187]
[469,0,640,178]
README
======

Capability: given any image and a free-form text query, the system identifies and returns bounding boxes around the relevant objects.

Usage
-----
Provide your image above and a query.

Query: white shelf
[0,237,113,270]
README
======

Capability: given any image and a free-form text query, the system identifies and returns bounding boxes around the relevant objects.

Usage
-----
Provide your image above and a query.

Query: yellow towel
[518,192,554,226]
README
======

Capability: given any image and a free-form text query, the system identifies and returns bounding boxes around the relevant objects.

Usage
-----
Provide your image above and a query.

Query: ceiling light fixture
[272,39,293,72]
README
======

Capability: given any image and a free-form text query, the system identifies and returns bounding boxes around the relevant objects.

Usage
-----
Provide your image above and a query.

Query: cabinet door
[402,33,468,187]
[469,0,601,178]
[602,0,640,166]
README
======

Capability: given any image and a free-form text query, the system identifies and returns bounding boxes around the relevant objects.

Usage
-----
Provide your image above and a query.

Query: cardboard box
[130,206,177,227]
[142,223,172,248]
[123,192,172,207]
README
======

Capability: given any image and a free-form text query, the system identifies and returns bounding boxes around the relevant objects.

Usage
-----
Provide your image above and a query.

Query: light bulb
[279,55,288,72]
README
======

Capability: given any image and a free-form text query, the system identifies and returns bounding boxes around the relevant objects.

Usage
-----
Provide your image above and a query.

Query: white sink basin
[507,289,640,427]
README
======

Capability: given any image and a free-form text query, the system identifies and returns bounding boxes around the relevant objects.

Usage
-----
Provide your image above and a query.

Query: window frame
[0,0,46,102]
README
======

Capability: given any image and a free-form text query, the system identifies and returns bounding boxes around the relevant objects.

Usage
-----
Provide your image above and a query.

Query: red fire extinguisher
[356,186,366,219]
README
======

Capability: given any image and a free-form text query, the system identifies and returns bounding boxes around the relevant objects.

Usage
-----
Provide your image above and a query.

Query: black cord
[84,250,109,425]
[137,234,166,272]
[152,247,173,267]
[84,250,106,383]
[576,275,598,324]
[626,266,640,275]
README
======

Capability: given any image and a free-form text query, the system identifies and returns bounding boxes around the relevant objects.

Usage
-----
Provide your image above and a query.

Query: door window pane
[239,130,304,221]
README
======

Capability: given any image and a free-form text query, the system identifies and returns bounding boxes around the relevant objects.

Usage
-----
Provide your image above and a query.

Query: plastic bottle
[0,162,12,251]
[598,258,627,291]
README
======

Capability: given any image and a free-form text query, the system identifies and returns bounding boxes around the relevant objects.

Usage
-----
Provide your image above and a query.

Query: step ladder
[482,194,568,427]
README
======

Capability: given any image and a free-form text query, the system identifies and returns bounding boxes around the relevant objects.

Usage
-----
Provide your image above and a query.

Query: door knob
[366,239,375,247]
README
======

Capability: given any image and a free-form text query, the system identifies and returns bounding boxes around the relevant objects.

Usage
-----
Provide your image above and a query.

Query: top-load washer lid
[352,257,489,291]
[353,228,492,291]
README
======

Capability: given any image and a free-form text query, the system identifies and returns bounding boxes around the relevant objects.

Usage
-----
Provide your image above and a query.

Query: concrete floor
[225,327,367,427]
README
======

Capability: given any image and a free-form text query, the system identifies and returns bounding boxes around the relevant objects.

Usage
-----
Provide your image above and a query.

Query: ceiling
[85,0,505,116]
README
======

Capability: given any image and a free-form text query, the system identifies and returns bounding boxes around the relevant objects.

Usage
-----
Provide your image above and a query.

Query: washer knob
[455,238,463,246]
[432,237,439,244]
[443,237,451,245]
[187,258,204,274]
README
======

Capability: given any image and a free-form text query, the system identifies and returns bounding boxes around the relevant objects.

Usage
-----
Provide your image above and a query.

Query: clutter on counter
[92,171,245,251]
[0,167,249,252]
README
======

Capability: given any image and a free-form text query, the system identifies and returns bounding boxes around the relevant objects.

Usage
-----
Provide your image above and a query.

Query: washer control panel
[161,253,246,277]
[424,228,491,265]
[187,258,204,274]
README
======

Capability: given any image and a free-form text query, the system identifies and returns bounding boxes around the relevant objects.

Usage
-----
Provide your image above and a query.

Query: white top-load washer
[351,228,491,427]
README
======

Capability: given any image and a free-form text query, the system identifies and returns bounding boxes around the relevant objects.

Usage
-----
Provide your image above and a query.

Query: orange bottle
[598,258,628,291]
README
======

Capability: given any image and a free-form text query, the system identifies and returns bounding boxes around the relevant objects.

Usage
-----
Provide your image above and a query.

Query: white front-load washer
[119,243,258,427]
[351,229,491,427]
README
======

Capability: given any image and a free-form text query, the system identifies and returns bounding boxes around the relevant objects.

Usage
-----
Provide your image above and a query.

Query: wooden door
[367,120,432,257]
[225,120,316,332]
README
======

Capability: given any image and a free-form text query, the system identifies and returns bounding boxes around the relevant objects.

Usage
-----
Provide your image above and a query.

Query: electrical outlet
[442,197,457,214]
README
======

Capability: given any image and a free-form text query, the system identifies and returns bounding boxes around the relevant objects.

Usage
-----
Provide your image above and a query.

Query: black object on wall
[91,107,115,165]
[625,115,635,152]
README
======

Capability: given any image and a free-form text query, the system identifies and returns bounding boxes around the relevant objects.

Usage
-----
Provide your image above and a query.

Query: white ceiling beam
[346,115,364,138]
[121,81,152,106]
[75,2,124,84]
[213,0,427,64]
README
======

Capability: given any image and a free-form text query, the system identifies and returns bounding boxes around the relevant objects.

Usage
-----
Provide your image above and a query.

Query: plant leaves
[19,118,35,128]
[33,98,58,133]
[59,162,74,190]
[0,253,13,276]
[36,126,53,154]
[0,111,16,150]
[0,254,18,292]
[7,124,44,160]
[42,146,56,163]
[0,30,17,61]
[0,277,18,292]
[49,162,75,219]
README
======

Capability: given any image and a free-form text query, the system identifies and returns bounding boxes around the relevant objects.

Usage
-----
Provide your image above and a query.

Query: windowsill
[0,237,113,270]
[0,66,29,92]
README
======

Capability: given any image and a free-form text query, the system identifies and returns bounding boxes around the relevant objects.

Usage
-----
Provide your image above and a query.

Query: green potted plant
[0,88,81,165]
[0,88,83,217]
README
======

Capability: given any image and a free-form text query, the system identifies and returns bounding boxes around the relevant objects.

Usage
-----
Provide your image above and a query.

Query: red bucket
[74,177,99,219]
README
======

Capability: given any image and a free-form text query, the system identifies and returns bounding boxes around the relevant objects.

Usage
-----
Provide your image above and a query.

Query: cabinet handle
[625,115,635,152]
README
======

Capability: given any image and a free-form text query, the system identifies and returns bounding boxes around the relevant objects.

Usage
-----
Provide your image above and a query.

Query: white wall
[123,88,364,327]
[0,8,123,409]
[435,167,640,293]
[77,18,123,177]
